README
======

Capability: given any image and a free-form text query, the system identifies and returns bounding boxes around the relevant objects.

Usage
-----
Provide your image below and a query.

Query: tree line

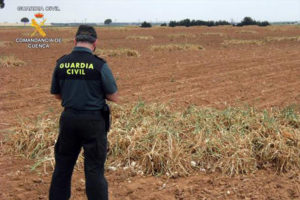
[166,17,270,27]
[141,17,270,28]
[168,19,231,27]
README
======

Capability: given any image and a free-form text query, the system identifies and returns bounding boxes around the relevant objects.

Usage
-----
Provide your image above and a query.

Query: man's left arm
[50,66,61,100]
[101,63,119,103]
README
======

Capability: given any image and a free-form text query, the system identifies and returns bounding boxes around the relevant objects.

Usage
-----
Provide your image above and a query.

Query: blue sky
[0,0,299,23]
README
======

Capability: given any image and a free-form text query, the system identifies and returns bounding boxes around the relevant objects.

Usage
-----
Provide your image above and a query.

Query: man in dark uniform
[49,25,118,200]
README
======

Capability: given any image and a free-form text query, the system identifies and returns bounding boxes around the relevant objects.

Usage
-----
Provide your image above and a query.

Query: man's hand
[54,94,62,100]
[106,92,119,103]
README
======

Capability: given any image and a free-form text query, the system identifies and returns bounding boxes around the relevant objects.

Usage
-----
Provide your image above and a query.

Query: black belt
[64,104,111,132]
[64,107,103,115]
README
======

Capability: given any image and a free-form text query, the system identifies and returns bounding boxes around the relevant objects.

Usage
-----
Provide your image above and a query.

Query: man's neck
[76,42,93,51]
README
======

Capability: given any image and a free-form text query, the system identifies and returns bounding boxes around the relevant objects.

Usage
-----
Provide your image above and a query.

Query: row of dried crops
[4,102,300,176]
[0,56,25,67]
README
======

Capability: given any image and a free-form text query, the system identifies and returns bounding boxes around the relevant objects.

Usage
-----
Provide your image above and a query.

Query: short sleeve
[100,63,118,94]
[50,66,60,94]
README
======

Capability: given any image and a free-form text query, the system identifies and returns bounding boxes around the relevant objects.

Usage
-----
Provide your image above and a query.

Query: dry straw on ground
[21,32,31,37]
[62,38,74,43]
[223,39,264,46]
[102,27,137,32]
[201,32,224,37]
[126,35,154,40]
[168,33,196,39]
[266,26,290,32]
[239,30,258,34]
[95,48,140,57]
[0,41,13,47]
[223,36,300,46]
[4,102,300,176]
[265,36,300,42]
[151,44,204,52]
[0,56,25,67]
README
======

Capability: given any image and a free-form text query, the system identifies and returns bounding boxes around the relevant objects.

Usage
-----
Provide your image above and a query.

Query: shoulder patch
[56,54,67,63]
[94,55,107,63]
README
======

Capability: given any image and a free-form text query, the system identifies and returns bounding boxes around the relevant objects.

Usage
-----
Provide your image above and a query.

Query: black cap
[75,25,97,43]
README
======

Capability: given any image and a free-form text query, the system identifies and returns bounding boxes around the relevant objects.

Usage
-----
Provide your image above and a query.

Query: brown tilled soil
[1,26,300,199]
[1,156,300,200]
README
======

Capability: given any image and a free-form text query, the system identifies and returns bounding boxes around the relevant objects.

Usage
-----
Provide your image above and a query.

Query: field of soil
[1,25,300,199]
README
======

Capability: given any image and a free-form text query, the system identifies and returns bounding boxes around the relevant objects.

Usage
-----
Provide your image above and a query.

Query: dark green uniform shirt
[50,47,117,110]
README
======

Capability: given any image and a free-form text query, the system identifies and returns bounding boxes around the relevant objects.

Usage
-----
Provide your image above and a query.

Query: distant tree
[207,21,215,27]
[215,20,231,26]
[104,19,112,25]
[0,0,4,9]
[169,21,176,27]
[140,21,152,28]
[160,23,167,27]
[237,17,270,27]
[181,18,191,27]
[241,17,256,25]
[21,17,29,26]
[258,21,270,26]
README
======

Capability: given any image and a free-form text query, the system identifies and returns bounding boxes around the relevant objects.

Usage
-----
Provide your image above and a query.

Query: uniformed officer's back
[52,42,117,111]
[49,25,118,200]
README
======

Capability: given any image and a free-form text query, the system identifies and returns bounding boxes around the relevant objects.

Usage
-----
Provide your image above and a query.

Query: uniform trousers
[49,109,108,200]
